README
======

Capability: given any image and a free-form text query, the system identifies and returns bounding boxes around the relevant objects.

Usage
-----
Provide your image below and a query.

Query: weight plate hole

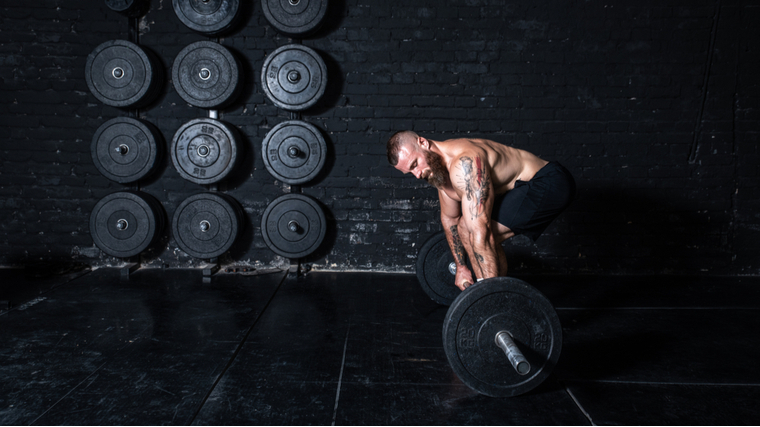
[199,220,211,232]
[112,67,124,79]
[116,219,129,231]
[287,70,301,83]
[199,67,211,81]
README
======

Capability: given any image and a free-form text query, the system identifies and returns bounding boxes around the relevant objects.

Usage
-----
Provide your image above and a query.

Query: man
[387,131,575,290]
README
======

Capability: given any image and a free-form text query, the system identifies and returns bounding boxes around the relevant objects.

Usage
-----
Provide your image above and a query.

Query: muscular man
[387,131,575,290]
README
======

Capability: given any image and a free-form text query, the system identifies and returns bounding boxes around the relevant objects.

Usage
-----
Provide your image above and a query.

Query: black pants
[491,161,576,241]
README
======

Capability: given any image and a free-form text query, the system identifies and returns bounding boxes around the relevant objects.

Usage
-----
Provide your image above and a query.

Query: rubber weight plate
[172,192,243,259]
[172,41,242,109]
[85,40,162,108]
[171,118,239,185]
[91,117,163,184]
[90,191,164,258]
[262,120,326,185]
[443,277,562,397]
[261,44,327,111]
[261,194,326,258]
[261,0,328,37]
[105,0,150,17]
[415,231,465,306]
[172,0,241,35]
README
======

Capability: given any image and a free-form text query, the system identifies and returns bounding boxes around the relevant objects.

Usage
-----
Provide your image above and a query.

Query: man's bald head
[386,130,419,166]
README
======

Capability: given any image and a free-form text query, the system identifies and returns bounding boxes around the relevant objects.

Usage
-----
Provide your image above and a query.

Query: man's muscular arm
[453,154,500,279]
[439,190,474,289]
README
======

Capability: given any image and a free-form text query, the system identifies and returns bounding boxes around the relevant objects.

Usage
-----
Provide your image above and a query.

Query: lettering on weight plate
[534,332,549,351]
[459,327,476,348]
[193,167,207,177]
[269,66,278,79]
[270,148,277,161]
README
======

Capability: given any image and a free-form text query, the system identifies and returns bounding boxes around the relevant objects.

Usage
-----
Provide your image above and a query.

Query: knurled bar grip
[495,331,531,375]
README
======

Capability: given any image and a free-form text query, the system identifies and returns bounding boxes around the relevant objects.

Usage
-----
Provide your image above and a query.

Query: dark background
[0,0,758,275]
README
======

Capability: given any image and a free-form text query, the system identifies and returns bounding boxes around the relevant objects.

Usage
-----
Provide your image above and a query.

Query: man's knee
[491,220,515,243]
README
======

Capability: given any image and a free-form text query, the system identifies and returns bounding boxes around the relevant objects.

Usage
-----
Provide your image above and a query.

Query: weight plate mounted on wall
[261,193,326,259]
[91,117,163,184]
[172,192,244,259]
[172,41,243,109]
[90,191,165,258]
[262,120,326,185]
[105,0,150,17]
[85,40,163,108]
[261,44,327,111]
[172,0,241,35]
[261,0,328,37]
[170,118,240,185]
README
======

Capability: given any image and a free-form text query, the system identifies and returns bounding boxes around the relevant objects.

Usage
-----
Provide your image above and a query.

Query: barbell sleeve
[495,331,531,376]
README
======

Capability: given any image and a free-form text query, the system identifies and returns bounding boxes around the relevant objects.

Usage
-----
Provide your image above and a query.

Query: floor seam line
[186,271,288,426]
[30,361,107,426]
[332,321,351,426]
[563,381,596,426]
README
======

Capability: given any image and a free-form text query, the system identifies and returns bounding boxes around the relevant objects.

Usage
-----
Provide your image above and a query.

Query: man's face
[394,143,449,189]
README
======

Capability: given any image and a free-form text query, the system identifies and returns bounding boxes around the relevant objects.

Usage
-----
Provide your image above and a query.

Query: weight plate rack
[88,4,165,272]
[259,23,332,268]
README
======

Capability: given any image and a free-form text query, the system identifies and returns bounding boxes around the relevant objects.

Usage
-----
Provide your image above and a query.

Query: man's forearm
[441,216,468,268]
[468,231,500,279]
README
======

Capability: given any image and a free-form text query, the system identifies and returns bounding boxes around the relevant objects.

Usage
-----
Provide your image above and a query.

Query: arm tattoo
[459,156,491,220]
[473,252,485,270]
[449,225,468,266]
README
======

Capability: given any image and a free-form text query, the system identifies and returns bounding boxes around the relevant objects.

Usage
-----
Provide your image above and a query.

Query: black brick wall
[1,0,758,275]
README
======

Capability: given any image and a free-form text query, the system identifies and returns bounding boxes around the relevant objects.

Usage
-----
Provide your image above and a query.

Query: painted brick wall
[1,0,758,275]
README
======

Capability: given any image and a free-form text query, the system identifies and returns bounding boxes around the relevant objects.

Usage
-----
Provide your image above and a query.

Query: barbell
[416,232,562,397]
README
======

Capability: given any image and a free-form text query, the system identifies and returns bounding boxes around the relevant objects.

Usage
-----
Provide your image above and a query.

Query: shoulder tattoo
[458,156,491,220]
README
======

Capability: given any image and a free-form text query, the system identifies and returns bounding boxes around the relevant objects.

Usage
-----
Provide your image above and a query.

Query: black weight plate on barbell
[261,0,328,37]
[261,44,327,111]
[442,277,562,397]
[415,231,464,306]
[262,120,326,185]
[172,41,242,109]
[261,194,326,259]
[105,0,150,17]
[91,117,163,184]
[172,192,243,259]
[170,118,240,185]
[172,0,241,35]
[85,40,162,108]
[90,191,164,258]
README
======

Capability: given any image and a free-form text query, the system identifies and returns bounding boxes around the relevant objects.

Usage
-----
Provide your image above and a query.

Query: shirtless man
[387,131,575,290]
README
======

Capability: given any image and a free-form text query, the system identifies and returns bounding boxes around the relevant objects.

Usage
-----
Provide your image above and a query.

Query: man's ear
[418,136,428,149]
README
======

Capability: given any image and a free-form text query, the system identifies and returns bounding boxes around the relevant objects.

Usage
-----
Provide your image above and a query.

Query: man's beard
[425,150,449,189]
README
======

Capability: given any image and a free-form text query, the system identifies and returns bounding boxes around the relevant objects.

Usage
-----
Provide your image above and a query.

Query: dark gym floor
[1,267,760,425]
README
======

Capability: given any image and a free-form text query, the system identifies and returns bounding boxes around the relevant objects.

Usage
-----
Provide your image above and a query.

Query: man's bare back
[431,138,549,202]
